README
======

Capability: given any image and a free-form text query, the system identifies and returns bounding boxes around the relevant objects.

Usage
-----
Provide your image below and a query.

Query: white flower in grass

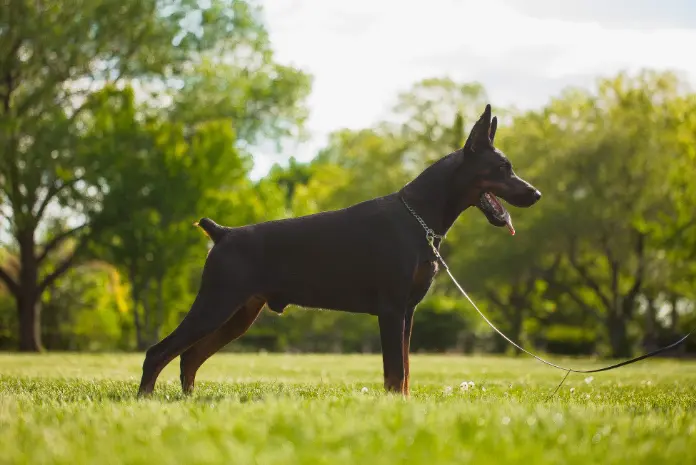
[584,376,594,384]
[444,386,453,394]
[459,381,474,391]
[569,387,575,394]
[361,386,369,393]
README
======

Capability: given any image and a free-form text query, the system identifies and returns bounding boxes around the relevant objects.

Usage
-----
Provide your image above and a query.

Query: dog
[137,104,541,397]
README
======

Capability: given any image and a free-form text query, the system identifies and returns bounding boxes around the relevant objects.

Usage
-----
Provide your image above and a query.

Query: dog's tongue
[487,193,515,236]
[504,212,515,236]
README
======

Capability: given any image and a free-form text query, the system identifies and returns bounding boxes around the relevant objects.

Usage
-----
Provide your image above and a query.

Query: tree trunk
[607,313,630,358]
[669,295,685,355]
[17,229,43,352]
[670,295,679,333]
[17,291,42,352]
[643,297,657,353]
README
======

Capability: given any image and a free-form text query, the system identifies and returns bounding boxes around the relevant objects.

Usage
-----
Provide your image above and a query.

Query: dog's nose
[533,189,542,201]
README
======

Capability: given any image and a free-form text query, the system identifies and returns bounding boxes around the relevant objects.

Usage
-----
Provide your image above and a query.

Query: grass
[0,352,695,465]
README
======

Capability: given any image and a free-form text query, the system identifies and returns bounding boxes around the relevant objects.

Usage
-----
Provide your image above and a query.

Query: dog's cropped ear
[463,104,492,152]
[489,116,498,144]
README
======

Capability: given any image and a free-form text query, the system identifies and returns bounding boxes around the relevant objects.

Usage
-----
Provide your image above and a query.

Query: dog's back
[201,193,421,313]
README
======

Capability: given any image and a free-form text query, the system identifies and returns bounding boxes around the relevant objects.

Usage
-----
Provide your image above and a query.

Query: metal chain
[399,196,446,247]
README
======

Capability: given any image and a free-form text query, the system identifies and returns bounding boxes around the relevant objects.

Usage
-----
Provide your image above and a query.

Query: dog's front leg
[402,306,415,397]
[378,310,406,395]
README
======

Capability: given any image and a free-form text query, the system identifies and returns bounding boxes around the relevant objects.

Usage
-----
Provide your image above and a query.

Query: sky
[252,0,696,178]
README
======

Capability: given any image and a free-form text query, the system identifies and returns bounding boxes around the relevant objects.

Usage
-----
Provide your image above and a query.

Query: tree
[88,106,241,347]
[266,157,312,208]
[507,70,690,357]
[293,129,411,213]
[386,77,489,164]
[0,0,196,351]
[0,0,311,351]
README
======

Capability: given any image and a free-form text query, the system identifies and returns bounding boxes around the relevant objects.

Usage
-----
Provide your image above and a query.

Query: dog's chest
[409,260,438,303]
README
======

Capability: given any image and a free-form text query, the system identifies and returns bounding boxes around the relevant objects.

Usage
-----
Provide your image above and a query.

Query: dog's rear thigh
[137,288,247,396]
[179,295,266,393]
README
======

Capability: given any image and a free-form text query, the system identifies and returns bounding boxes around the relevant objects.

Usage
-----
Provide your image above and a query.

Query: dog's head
[456,104,541,234]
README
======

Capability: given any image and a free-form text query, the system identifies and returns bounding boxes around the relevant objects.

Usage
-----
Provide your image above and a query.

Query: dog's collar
[399,196,446,246]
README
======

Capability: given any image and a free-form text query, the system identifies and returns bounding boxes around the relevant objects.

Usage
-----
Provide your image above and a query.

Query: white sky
[251,0,696,178]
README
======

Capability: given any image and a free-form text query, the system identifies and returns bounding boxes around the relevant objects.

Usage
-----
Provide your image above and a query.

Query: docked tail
[194,217,227,244]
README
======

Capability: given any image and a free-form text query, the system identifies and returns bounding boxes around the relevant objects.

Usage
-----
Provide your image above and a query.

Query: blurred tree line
[1,0,694,357]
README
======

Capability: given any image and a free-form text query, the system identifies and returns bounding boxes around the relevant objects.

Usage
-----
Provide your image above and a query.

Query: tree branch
[520,267,540,299]
[545,276,603,323]
[1,38,22,114]
[34,177,83,221]
[567,237,613,310]
[0,265,19,297]
[599,233,620,305]
[36,223,89,265]
[485,289,506,309]
[18,26,140,127]
[622,231,646,319]
[38,238,88,292]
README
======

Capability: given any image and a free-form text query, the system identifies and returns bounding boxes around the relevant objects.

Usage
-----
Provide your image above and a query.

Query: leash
[399,196,693,397]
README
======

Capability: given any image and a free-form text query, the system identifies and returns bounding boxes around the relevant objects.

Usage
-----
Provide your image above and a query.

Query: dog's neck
[398,150,475,236]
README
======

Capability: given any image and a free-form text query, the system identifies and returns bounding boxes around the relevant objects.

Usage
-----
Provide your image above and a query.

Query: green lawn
[1,353,695,465]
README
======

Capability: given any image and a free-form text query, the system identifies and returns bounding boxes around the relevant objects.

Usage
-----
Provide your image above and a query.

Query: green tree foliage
[0,0,310,351]
[266,157,312,208]
[387,77,488,163]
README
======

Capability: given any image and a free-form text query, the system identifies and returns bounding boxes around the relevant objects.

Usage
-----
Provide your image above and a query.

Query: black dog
[138,104,541,397]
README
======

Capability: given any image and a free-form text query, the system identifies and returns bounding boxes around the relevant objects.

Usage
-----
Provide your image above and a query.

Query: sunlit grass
[1,353,695,464]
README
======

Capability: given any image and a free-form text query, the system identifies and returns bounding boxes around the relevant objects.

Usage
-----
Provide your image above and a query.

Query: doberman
[138,104,541,397]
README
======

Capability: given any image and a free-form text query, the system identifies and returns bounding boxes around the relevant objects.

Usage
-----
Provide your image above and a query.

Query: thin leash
[400,196,693,398]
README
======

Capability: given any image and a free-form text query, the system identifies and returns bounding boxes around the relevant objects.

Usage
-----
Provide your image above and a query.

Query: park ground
[0,353,695,465]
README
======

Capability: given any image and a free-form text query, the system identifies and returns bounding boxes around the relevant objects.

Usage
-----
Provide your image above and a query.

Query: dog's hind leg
[137,284,250,397]
[179,295,266,394]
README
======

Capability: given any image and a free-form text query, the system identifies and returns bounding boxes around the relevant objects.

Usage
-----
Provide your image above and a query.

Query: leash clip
[426,231,436,247]
[425,231,448,270]
[400,196,447,268]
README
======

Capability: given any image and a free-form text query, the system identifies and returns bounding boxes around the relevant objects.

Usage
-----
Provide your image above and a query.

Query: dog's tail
[194,217,226,244]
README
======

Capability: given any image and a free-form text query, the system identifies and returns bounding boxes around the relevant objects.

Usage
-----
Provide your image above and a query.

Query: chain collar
[399,195,446,250]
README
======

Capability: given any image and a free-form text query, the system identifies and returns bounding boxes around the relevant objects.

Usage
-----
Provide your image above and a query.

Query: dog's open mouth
[478,192,515,235]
